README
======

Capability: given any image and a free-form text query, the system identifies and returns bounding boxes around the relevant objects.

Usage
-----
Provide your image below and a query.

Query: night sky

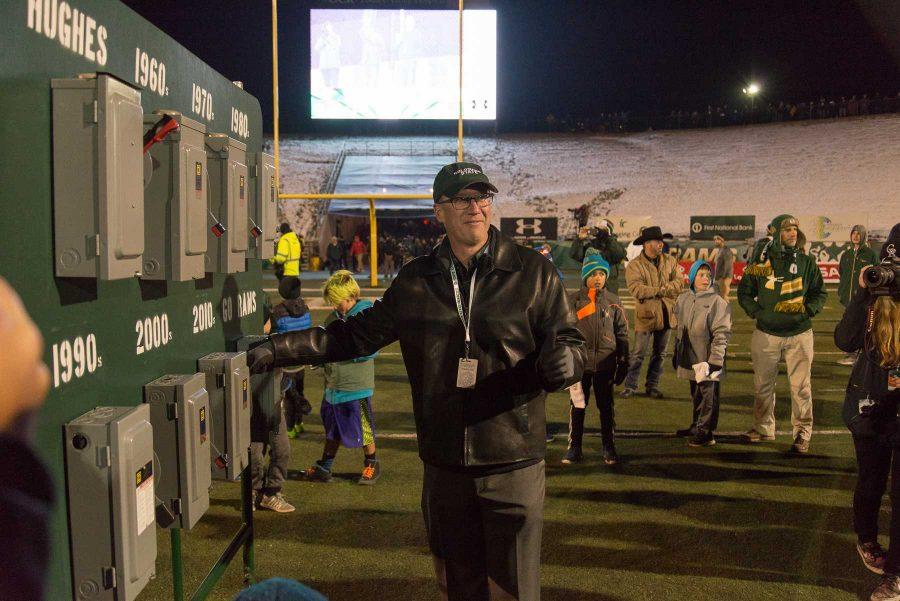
[123,0,900,132]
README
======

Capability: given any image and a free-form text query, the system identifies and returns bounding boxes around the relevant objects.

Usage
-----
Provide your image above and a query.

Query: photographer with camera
[569,219,628,293]
[836,223,900,601]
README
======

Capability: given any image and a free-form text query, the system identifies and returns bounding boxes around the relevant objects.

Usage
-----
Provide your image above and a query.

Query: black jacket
[269,227,585,467]
[0,435,54,600]
[835,287,900,437]
[570,287,629,373]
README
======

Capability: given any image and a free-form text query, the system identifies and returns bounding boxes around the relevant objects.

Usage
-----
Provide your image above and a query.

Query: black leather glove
[614,360,629,385]
[247,340,276,374]
[537,331,575,392]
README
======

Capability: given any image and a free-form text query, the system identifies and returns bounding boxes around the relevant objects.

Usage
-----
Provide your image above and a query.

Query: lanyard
[449,261,477,358]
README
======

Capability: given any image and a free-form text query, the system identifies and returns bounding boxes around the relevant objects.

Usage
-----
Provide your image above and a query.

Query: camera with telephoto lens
[587,226,609,241]
[865,257,900,298]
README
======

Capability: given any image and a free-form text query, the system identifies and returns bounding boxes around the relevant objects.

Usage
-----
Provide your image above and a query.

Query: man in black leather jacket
[249,162,585,601]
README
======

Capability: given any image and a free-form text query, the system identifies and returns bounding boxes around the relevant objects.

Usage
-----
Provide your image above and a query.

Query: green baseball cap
[432,162,498,202]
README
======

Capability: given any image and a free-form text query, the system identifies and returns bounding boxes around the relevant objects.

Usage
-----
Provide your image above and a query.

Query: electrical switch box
[65,405,156,601]
[247,152,277,260]
[143,373,212,530]
[51,73,144,280]
[235,336,279,439]
[198,352,252,481]
[141,112,208,281]
[206,134,248,273]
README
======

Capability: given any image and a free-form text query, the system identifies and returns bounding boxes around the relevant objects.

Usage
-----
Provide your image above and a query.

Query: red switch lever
[143,115,179,154]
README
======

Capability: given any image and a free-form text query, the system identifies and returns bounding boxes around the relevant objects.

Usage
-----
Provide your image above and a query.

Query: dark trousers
[568,371,615,450]
[282,369,309,430]
[421,461,544,601]
[250,410,290,496]
[689,380,720,435]
[624,329,671,392]
[853,435,900,573]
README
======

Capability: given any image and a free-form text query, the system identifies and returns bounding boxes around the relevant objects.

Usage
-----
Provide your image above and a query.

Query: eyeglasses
[436,194,494,211]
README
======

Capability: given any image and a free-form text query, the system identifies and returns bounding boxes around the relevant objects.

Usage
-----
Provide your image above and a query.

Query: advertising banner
[673,240,854,284]
[500,217,558,244]
[689,215,756,241]
[604,216,653,245]
[796,213,869,241]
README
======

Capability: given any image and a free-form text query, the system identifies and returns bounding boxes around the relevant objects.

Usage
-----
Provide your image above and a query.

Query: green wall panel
[0,2,266,598]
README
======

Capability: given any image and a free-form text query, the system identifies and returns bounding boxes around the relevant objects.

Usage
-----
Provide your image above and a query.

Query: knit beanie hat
[233,578,328,601]
[688,260,713,290]
[582,249,610,283]
[278,276,302,300]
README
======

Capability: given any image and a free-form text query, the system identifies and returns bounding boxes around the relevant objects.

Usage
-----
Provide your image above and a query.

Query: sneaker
[259,493,295,513]
[871,574,900,601]
[858,541,888,575]
[561,447,583,465]
[304,462,334,483]
[545,429,556,443]
[620,388,635,399]
[358,461,381,485]
[603,447,619,465]
[741,429,776,443]
[838,353,856,366]
[676,426,697,438]
[286,425,300,440]
[789,435,810,454]
[646,388,664,399]
[688,433,716,447]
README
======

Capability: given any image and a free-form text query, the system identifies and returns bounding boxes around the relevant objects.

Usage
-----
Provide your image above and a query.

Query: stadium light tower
[743,83,761,111]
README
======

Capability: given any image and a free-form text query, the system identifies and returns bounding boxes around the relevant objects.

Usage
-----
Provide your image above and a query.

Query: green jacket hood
[850,224,868,245]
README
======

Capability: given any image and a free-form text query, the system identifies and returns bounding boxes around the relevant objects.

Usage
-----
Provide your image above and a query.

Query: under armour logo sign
[515,218,543,235]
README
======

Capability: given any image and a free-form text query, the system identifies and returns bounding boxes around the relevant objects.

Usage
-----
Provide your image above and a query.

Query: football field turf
[143,279,878,601]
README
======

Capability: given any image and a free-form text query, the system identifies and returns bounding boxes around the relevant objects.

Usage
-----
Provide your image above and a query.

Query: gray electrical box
[143,373,212,530]
[206,134,248,273]
[51,73,144,280]
[198,352,252,481]
[141,112,208,281]
[247,152,277,260]
[65,405,156,601]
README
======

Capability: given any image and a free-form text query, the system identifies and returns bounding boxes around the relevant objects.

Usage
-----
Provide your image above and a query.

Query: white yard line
[376,429,849,440]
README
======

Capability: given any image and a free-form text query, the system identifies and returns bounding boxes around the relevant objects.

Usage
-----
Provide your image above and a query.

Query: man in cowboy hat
[737,214,827,453]
[621,225,684,398]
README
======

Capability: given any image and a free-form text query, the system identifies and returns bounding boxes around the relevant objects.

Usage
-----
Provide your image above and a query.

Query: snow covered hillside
[274,114,900,239]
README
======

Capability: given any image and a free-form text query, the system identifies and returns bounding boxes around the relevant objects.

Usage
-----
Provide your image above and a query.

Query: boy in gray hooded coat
[673,260,732,446]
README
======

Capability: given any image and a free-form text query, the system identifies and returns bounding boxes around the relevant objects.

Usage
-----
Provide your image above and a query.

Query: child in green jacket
[304,271,381,485]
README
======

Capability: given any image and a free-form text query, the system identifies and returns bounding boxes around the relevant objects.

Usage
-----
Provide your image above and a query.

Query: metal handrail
[280,193,432,200]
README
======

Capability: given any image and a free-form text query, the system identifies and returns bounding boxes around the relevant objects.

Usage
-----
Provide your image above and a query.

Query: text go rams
[26,0,109,66]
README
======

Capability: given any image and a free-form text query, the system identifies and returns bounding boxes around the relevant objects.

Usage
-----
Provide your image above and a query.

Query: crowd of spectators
[324,219,445,275]
[543,91,900,134]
